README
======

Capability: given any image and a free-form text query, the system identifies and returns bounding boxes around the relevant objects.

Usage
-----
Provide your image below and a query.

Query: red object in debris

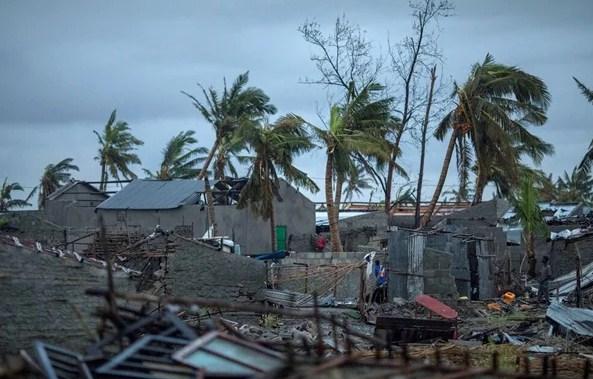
[415,294,459,320]
[314,235,327,252]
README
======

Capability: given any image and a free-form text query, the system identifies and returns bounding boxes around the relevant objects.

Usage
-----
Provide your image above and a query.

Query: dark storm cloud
[0,0,592,204]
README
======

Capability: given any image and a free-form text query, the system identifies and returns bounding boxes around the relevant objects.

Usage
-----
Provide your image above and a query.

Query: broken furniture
[173,331,286,377]
[34,342,93,379]
[95,335,195,378]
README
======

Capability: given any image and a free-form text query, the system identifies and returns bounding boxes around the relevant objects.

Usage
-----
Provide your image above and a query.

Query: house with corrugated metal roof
[95,178,315,254]
[44,180,108,231]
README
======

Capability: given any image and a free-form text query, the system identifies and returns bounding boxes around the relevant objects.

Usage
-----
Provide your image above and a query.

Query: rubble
[6,203,593,379]
[11,287,593,379]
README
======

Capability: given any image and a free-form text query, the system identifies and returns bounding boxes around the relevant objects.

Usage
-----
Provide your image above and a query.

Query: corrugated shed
[96,179,205,210]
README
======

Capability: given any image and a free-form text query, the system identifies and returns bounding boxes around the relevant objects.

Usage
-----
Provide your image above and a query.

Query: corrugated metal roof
[48,181,106,201]
[96,179,205,210]
[551,260,593,296]
[546,302,593,337]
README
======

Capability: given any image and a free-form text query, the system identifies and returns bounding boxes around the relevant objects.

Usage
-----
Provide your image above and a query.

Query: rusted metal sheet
[415,294,458,320]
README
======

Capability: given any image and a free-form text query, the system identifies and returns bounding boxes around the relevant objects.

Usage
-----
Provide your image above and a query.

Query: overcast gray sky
[1,0,592,206]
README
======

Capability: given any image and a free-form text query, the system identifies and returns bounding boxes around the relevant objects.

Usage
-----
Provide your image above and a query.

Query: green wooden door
[276,225,287,251]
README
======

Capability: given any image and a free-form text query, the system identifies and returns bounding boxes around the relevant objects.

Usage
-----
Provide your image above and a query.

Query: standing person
[538,256,552,303]
[372,260,386,303]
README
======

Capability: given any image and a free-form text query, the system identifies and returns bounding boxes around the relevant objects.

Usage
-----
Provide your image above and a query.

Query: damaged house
[44,180,108,231]
[95,178,315,254]
[388,199,509,301]
[500,201,593,278]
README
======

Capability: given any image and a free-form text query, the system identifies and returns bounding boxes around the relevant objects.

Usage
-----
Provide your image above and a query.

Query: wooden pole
[576,244,583,308]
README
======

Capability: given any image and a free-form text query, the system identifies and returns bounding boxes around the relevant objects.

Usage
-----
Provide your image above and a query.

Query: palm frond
[574,77,593,104]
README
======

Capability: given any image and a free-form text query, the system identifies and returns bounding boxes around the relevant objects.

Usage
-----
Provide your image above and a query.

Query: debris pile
[4,285,593,379]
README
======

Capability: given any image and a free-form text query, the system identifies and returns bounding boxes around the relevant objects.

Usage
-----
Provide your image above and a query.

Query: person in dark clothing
[372,260,387,303]
[374,260,381,278]
[538,256,552,303]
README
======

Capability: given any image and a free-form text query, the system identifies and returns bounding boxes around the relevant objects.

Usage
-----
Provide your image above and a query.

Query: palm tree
[556,166,593,204]
[574,77,593,174]
[0,178,36,212]
[235,115,319,250]
[183,72,276,237]
[512,175,547,278]
[313,83,392,252]
[38,158,79,208]
[421,54,551,226]
[212,139,252,179]
[182,71,277,180]
[94,110,144,191]
[342,163,373,205]
[534,171,558,202]
[143,131,208,180]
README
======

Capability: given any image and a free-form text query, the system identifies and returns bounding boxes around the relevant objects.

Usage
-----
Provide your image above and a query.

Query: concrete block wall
[338,212,388,251]
[167,240,267,300]
[423,248,458,299]
[0,243,135,354]
[276,251,385,300]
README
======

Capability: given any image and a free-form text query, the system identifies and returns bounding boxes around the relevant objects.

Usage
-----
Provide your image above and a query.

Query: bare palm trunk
[473,171,486,205]
[215,149,226,180]
[198,139,220,180]
[99,159,107,192]
[199,139,220,238]
[420,129,458,228]
[384,131,404,213]
[334,172,344,210]
[414,66,437,227]
[325,151,343,253]
[526,232,536,279]
[204,176,217,237]
[334,172,344,250]
[385,158,394,213]
[270,204,276,252]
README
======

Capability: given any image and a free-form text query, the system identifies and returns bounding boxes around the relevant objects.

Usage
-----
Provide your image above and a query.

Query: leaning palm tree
[182,71,277,180]
[143,131,208,180]
[476,141,553,202]
[421,54,551,227]
[94,110,144,191]
[183,72,276,236]
[235,115,319,251]
[0,178,36,212]
[574,77,593,174]
[313,83,392,252]
[513,175,547,279]
[38,158,79,208]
